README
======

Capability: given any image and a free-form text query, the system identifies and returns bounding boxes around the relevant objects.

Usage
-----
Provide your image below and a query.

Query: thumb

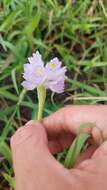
[11,120,48,153]
[11,120,59,171]
[11,121,72,190]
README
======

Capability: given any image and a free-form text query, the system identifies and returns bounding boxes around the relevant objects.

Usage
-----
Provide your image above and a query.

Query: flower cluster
[21,51,67,93]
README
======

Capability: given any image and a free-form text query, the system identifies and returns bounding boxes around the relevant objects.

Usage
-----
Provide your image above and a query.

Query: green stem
[37,85,46,120]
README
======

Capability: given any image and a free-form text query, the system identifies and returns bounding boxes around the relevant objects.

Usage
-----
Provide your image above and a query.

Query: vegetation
[0,0,107,188]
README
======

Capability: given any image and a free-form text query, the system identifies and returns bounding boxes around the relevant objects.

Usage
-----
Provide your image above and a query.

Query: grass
[0,0,107,188]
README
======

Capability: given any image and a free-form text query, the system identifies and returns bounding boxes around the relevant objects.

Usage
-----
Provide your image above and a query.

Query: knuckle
[98,143,107,156]
[10,120,35,147]
[10,126,24,148]
[10,121,47,150]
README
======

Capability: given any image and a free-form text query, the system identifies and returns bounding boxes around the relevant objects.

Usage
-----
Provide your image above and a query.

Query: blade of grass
[2,173,15,189]
[0,141,12,166]
[64,133,90,169]
[11,68,19,95]
[67,78,107,96]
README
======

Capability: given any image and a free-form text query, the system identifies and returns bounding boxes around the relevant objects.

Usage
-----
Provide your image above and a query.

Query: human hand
[11,105,107,190]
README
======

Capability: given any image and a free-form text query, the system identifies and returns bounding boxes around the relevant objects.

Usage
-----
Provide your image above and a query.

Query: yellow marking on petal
[50,63,57,69]
[37,68,44,76]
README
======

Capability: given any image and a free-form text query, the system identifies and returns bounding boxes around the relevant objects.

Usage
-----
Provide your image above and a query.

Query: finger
[92,140,107,160]
[77,141,107,173]
[11,121,47,150]
[11,121,72,190]
[48,132,96,155]
[74,145,97,168]
[48,133,75,154]
[70,142,107,190]
[43,105,107,144]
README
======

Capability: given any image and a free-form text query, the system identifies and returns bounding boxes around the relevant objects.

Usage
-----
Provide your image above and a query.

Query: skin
[11,105,107,190]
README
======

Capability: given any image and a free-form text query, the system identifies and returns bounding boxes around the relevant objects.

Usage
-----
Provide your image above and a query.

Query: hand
[11,105,107,190]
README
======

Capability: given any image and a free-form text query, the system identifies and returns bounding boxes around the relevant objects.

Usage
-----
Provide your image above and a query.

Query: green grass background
[0,0,107,188]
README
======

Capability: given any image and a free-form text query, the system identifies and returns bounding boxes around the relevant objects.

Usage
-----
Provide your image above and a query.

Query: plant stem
[37,85,46,120]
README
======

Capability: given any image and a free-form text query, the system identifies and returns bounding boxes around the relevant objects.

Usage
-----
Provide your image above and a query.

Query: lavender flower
[21,51,67,93]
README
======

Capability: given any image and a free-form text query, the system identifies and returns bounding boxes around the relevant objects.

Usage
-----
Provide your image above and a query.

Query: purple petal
[21,81,37,90]
[28,51,44,67]
[21,51,67,93]
[46,80,65,93]
[46,66,67,81]
[46,57,62,71]
[23,66,46,84]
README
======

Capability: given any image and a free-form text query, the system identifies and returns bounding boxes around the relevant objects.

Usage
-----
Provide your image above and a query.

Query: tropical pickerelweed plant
[21,51,90,169]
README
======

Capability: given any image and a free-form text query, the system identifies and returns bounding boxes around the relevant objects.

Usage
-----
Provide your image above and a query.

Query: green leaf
[67,78,107,96]
[0,141,12,165]
[0,8,21,32]
[64,133,90,169]
[0,89,18,101]
[11,68,19,95]
[23,13,41,36]
[2,173,15,189]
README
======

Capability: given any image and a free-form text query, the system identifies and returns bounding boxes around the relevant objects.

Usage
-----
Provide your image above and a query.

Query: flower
[21,51,67,93]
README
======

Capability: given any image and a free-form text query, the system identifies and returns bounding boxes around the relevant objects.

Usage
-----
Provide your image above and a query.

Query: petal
[24,63,35,73]
[28,51,44,67]
[46,80,65,93]
[46,66,67,81]
[23,62,47,85]
[22,51,67,93]
[21,81,37,90]
[23,72,46,85]
[46,57,62,71]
